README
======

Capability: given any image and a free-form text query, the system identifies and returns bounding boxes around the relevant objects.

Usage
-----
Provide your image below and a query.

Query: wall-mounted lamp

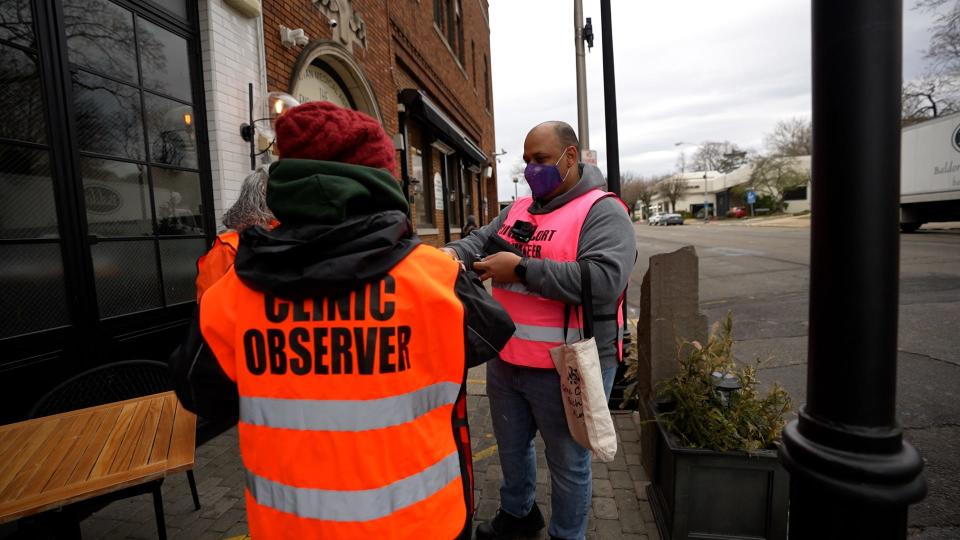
[280,26,309,48]
[493,148,507,163]
[239,84,300,170]
[484,165,494,178]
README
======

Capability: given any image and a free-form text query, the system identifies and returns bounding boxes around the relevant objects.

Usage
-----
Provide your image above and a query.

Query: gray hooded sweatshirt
[446,163,636,368]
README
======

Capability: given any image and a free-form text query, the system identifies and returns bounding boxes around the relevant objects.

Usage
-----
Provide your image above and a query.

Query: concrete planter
[646,401,789,540]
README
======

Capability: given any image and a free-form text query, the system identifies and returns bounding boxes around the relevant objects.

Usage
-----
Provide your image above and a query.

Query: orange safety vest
[195,231,240,301]
[200,244,472,539]
[492,190,627,368]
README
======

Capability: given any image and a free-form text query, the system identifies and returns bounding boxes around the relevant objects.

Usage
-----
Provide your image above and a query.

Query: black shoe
[475,505,545,539]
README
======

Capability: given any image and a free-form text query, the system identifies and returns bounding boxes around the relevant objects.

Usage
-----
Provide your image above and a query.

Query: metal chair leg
[151,482,167,540]
[186,469,201,510]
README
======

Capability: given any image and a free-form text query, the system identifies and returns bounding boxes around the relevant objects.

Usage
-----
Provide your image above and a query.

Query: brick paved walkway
[79,368,659,539]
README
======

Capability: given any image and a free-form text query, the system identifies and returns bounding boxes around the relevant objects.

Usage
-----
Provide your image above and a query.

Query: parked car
[727,206,748,218]
[648,212,683,226]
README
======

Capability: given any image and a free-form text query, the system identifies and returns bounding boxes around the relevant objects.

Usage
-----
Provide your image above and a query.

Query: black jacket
[170,161,514,422]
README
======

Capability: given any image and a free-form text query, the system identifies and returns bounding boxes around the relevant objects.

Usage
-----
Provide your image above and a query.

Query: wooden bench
[0,392,196,538]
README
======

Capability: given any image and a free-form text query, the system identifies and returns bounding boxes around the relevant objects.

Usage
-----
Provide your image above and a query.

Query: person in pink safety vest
[442,121,636,540]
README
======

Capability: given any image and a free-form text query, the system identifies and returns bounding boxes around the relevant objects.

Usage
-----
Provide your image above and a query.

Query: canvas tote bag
[549,260,618,462]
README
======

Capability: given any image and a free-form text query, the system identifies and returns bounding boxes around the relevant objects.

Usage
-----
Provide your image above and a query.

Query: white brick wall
[198,0,265,229]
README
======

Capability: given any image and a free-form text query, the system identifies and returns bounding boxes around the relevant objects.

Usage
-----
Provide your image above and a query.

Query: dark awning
[399,89,487,166]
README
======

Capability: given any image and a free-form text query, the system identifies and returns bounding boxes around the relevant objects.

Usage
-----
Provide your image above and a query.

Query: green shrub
[654,313,791,452]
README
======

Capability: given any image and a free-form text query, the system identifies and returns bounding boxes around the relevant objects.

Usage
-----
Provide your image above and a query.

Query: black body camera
[510,220,537,243]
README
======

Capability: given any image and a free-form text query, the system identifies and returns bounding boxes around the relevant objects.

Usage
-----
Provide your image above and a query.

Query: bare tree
[621,172,658,218]
[917,0,960,75]
[691,141,749,173]
[764,118,813,157]
[675,151,687,174]
[903,76,960,123]
[657,175,686,213]
[746,156,809,211]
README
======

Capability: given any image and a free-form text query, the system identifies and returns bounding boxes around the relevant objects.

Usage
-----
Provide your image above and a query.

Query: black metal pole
[599,0,620,198]
[397,112,411,217]
[247,82,255,170]
[779,2,926,538]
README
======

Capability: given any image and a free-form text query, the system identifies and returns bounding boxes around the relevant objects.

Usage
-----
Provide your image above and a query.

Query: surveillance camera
[329,18,338,28]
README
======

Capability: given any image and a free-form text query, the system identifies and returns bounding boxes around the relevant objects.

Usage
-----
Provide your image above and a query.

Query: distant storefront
[0,0,497,422]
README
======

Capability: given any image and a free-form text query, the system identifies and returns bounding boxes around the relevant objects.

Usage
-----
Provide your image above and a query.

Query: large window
[784,185,808,201]
[64,0,205,319]
[434,0,465,65]
[484,54,491,111]
[0,0,208,343]
[0,1,69,339]
[411,146,434,228]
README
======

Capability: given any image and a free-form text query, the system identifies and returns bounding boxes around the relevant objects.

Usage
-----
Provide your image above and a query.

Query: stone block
[636,246,708,404]
[610,470,633,489]
[593,478,614,497]
[593,498,619,520]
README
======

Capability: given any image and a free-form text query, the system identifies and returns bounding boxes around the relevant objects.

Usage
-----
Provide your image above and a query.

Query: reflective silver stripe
[246,451,461,522]
[240,382,460,432]
[512,323,580,344]
[493,282,534,295]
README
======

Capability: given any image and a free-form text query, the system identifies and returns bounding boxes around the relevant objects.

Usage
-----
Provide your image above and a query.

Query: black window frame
[0,0,214,414]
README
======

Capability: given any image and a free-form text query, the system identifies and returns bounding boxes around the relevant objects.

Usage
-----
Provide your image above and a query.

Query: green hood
[267,159,408,225]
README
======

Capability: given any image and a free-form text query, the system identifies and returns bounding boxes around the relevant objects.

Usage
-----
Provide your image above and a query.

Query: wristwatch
[514,257,529,284]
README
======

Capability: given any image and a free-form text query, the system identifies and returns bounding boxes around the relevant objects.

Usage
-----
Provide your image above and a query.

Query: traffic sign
[581,149,598,165]
[746,190,757,205]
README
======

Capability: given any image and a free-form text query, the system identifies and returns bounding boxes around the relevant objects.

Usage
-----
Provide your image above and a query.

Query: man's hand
[473,252,522,283]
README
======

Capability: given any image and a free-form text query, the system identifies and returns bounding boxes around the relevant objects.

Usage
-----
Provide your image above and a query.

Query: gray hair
[222,167,275,232]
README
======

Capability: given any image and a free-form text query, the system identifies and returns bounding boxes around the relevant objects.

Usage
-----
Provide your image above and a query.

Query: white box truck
[900,112,960,232]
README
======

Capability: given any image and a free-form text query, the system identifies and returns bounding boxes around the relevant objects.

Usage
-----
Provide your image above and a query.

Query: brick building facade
[260,0,498,246]
[0,0,494,421]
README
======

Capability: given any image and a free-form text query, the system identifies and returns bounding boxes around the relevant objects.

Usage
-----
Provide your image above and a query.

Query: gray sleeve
[444,204,511,268]
[523,197,636,305]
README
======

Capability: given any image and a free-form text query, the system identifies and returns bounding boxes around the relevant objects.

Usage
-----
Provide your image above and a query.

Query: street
[627,221,960,538]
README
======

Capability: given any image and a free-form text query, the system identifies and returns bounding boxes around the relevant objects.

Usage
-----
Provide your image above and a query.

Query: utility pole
[779,1,926,538]
[702,172,709,222]
[600,0,620,197]
[574,0,590,150]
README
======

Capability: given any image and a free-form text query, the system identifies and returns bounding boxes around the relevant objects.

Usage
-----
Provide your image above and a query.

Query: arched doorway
[288,41,381,123]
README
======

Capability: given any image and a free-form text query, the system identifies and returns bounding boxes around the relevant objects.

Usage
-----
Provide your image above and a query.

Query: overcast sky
[489,1,939,200]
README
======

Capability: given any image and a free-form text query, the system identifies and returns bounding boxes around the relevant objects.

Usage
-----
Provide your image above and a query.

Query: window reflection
[0,45,45,144]
[145,93,196,168]
[0,244,69,338]
[138,18,191,101]
[159,238,205,305]
[152,167,203,235]
[0,0,34,49]
[0,145,58,239]
[81,158,153,237]
[63,0,138,84]
[150,0,188,19]
[92,240,163,318]
[72,70,145,160]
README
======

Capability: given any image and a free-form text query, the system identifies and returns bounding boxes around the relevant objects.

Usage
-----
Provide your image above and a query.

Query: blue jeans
[486,357,617,540]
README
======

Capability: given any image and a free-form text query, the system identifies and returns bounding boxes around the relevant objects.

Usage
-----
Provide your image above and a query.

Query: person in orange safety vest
[195,167,276,301]
[170,101,514,539]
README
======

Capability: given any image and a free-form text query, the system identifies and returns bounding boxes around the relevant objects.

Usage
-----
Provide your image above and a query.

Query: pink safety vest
[492,189,627,368]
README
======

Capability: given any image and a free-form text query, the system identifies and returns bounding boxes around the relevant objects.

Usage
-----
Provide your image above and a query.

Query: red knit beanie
[274,101,396,172]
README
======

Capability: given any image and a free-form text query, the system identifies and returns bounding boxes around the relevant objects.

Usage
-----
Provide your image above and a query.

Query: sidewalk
[79,393,659,539]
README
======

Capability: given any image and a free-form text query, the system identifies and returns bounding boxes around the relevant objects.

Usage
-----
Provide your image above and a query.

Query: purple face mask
[524,149,572,198]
